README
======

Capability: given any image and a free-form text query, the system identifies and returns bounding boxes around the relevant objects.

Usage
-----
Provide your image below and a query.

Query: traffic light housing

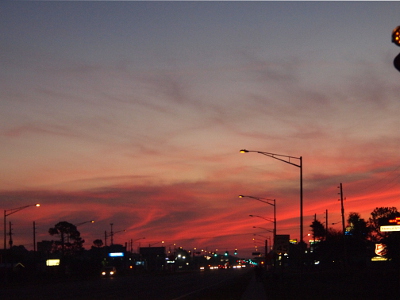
[392,26,400,72]
[394,53,400,72]
[392,26,400,46]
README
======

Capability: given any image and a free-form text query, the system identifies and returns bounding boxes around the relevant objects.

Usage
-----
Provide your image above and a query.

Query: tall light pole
[4,204,40,251]
[240,149,304,244]
[239,195,276,250]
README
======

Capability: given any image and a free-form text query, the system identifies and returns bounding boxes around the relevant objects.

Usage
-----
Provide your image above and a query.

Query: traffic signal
[392,26,400,46]
[392,26,400,72]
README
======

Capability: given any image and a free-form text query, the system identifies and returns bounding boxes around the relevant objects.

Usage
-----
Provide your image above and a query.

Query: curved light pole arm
[239,195,274,206]
[76,220,95,227]
[240,150,301,168]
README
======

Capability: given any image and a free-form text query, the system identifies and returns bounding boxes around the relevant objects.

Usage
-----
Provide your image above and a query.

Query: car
[101,266,117,277]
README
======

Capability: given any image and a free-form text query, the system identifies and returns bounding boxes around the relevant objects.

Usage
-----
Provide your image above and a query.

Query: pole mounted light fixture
[240,148,304,244]
[249,214,274,223]
[75,220,95,227]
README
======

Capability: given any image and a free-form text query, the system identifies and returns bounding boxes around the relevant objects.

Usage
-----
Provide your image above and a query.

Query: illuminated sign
[375,243,387,256]
[46,259,60,266]
[309,239,321,245]
[109,252,124,257]
[371,256,389,262]
[388,217,400,225]
[380,225,400,232]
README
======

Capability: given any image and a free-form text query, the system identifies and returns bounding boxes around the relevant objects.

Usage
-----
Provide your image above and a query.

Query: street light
[149,240,164,247]
[75,220,94,227]
[4,204,40,251]
[239,195,276,249]
[240,149,304,244]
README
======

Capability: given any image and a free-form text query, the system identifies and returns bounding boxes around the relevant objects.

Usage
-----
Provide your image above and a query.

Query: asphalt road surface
[0,268,253,300]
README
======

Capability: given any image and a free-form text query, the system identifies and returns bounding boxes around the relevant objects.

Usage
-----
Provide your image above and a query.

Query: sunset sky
[2,1,400,257]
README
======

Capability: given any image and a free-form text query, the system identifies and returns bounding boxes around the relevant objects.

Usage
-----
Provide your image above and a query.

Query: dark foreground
[2,265,400,300]
[0,268,253,300]
[264,267,400,300]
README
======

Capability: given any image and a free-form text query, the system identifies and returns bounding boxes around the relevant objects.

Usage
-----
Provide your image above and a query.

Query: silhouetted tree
[92,239,103,248]
[347,212,369,240]
[313,229,344,269]
[368,207,400,242]
[49,221,84,256]
[310,219,326,241]
[368,207,400,263]
[346,212,370,267]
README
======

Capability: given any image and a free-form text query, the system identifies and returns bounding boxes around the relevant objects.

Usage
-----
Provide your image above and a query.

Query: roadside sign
[380,225,400,232]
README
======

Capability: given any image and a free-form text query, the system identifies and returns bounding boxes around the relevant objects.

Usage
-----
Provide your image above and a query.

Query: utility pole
[110,223,114,245]
[8,222,13,249]
[104,231,107,246]
[33,221,36,252]
[339,183,345,234]
[265,239,268,269]
[338,183,348,268]
[325,209,328,238]
[313,214,316,247]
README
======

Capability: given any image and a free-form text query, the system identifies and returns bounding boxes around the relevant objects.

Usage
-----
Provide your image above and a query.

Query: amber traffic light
[392,26,400,46]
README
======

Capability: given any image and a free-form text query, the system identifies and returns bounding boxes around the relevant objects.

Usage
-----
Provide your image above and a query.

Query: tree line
[309,207,400,267]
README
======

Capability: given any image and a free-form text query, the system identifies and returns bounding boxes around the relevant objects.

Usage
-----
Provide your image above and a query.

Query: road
[0,268,252,300]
